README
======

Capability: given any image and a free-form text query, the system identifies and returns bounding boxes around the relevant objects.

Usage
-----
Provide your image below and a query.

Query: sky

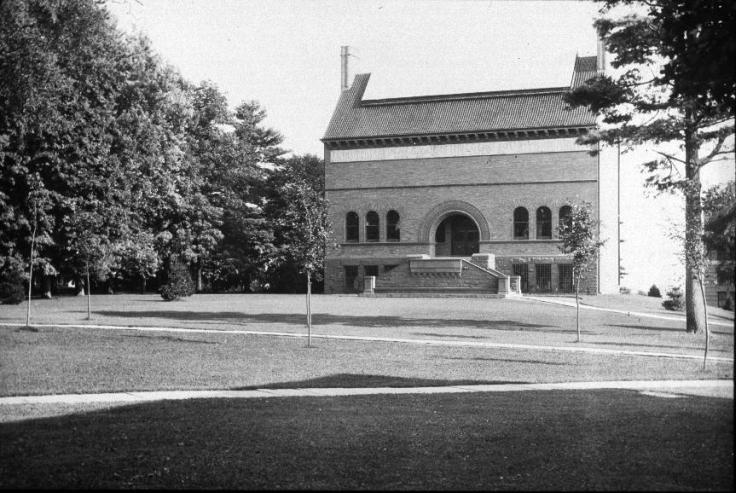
[106,0,734,293]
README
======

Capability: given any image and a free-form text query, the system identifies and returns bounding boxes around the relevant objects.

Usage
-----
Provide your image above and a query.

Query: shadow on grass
[230,373,523,390]
[95,311,556,330]
[608,323,732,336]
[442,356,569,366]
[119,334,218,345]
[590,339,718,352]
[0,389,732,490]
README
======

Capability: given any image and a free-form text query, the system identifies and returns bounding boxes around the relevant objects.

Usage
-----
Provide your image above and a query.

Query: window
[513,207,529,239]
[558,205,572,235]
[535,263,552,292]
[558,264,573,293]
[366,211,379,242]
[536,206,552,239]
[716,268,732,285]
[512,263,529,293]
[364,265,379,277]
[386,210,400,241]
[344,266,358,292]
[346,212,359,242]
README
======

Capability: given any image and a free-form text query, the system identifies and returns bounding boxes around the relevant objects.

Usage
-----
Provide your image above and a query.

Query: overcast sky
[106,0,734,293]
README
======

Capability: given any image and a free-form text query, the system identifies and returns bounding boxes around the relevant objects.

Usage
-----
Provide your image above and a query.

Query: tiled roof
[570,55,598,88]
[323,55,597,142]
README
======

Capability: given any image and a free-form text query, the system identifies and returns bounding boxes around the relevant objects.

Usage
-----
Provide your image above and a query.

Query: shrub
[648,284,661,298]
[636,290,647,296]
[723,296,734,312]
[662,286,684,311]
[619,286,631,295]
[0,267,26,304]
[160,259,194,301]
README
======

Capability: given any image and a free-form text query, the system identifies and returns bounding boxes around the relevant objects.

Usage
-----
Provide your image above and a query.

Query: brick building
[321,51,620,296]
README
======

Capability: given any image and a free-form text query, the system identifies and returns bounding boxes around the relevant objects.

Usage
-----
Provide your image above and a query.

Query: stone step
[365,292,509,298]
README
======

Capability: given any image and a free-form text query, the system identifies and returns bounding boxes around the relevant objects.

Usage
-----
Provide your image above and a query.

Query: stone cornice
[322,126,592,150]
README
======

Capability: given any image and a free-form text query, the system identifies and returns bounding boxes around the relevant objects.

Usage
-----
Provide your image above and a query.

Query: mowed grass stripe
[1,321,731,362]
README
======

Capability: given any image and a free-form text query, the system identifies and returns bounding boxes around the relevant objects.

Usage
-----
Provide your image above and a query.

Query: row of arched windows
[346,210,400,242]
[514,205,572,240]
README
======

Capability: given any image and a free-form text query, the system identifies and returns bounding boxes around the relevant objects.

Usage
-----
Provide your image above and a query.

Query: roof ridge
[361,86,570,106]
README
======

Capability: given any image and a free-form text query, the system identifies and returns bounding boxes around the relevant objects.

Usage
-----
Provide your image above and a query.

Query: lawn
[1,293,732,490]
[0,390,732,490]
[1,293,733,359]
[1,325,732,398]
[0,293,733,398]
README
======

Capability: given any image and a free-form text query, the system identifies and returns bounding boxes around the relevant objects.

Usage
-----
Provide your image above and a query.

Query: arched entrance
[434,213,480,256]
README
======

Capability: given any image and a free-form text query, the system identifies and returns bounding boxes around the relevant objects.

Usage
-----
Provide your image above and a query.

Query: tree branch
[654,150,686,165]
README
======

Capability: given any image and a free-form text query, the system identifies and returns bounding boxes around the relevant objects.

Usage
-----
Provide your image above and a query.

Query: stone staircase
[364,254,522,298]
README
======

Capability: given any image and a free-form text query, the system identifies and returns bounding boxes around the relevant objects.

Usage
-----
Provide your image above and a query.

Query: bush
[0,281,25,304]
[723,296,734,312]
[648,284,661,298]
[619,286,631,295]
[0,267,26,304]
[160,259,194,301]
[662,286,684,311]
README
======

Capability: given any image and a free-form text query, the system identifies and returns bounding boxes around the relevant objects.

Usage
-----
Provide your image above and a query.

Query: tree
[564,0,736,334]
[0,0,192,297]
[269,174,332,347]
[702,182,735,289]
[558,202,605,342]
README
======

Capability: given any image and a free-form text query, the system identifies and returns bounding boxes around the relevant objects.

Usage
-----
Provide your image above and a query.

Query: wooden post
[699,277,709,370]
[306,271,312,348]
[25,201,37,327]
[575,271,581,343]
[86,258,91,321]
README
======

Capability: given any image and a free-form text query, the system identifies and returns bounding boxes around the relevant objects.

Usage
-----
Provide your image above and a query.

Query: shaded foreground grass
[1,326,732,397]
[1,390,732,490]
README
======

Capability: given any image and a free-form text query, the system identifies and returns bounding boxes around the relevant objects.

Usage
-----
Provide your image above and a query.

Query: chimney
[596,37,606,73]
[341,46,349,91]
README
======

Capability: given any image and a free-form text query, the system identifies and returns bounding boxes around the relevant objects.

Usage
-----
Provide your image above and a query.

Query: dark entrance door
[450,215,479,256]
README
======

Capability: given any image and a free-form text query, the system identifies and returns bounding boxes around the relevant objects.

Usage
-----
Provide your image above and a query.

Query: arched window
[345,212,359,242]
[536,206,552,239]
[386,210,400,241]
[513,207,529,239]
[558,205,572,234]
[366,211,379,242]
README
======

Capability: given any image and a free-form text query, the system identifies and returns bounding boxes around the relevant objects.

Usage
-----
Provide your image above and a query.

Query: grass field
[0,293,733,397]
[1,293,733,356]
[0,390,732,490]
[1,293,732,490]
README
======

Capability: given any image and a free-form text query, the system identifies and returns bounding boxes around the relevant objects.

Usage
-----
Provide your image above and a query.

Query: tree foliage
[557,202,605,342]
[1,0,318,298]
[564,0,735,334]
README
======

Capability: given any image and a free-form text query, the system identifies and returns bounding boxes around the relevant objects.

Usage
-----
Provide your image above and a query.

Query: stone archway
[435,213,480,256]
[418,200,490,256]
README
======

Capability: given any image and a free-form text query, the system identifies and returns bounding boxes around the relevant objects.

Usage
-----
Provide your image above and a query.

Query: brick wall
[327,151,596,190]
[324,141,601,294]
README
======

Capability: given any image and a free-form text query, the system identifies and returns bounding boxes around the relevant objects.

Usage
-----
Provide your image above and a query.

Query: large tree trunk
[684,116,707,334]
